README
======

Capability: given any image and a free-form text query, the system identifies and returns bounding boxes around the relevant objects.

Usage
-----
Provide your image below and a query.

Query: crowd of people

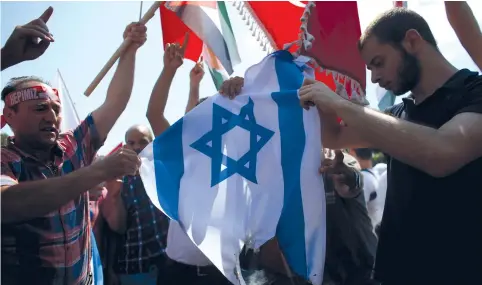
[1,2,481,285]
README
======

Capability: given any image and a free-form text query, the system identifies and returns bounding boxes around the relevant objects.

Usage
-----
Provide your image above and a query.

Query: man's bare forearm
[318,109,342,148]
[146,67,176,137]
[445,2,481,42]
[101,194,127,234]
[93,50,137,141]
[318,107,368,149]
[445,2,482,70]
[185,84,200,114]
[107,50,136,110]
[336,101,447,176]
[1,165,106,223]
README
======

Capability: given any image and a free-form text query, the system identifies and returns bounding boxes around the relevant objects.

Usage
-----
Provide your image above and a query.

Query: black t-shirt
[375,69,482,285]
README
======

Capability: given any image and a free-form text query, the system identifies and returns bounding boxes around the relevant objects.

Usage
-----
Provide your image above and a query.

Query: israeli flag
[140,51,326,284]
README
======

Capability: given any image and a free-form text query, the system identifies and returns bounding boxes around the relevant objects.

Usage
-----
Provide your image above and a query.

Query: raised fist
[123,22,147,52]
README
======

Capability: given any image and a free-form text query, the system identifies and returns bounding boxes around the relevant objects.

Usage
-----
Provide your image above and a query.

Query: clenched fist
[219,76,244,99]
[123,22,147,52]
[320,150,362,198]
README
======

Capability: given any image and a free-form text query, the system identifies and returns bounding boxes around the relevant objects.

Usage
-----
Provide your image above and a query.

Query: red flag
[159,3,203,63]
[243,2,365,101]
[245,2,305,52]
[1,115,6,129]
[107,142,123,156]
[394,1,407,8]
[303,2,366,93]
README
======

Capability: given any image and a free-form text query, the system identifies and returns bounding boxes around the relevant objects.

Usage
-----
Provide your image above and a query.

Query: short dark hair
[358,8,437,50]
[354,148,373,160]
[1,76,50,101]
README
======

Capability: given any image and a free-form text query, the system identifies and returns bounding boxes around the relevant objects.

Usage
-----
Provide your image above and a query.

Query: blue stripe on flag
[271,51,308,279]
[152,119,185,221]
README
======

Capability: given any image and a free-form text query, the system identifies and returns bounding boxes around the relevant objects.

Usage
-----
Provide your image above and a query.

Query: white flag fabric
[54,70,81,131]
[140,51,326,284]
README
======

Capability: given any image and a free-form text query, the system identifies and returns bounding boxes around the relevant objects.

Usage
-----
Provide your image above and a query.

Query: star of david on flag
[139,51,326,285]
[190,98,274,186]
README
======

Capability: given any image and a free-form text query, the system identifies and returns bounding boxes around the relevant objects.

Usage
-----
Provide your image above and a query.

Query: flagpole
[83,1,161,96]
[139,1,143,21]
[57,69,81,122]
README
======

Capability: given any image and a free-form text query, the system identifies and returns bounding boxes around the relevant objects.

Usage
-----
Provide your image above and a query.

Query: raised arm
[146,35,188,137]
[92,22,147,142]
[185,62,205,114]
[445,2,482,70]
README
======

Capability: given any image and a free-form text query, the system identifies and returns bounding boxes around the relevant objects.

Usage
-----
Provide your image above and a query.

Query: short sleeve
[456,76,482,115]
[59,114,104,167]
[1,150,20,187]
[383,102,405,118]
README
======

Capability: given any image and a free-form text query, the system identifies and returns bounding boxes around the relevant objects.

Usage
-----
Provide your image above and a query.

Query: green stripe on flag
[208,66,227,90]
[218,2,234,38]
[166,1,241,75]
[217,1,240,67]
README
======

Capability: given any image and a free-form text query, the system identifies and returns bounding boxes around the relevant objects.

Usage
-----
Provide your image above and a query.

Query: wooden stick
[84,1,161,96]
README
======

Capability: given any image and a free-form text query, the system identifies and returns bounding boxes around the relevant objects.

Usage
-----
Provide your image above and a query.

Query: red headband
[4,86,60,108]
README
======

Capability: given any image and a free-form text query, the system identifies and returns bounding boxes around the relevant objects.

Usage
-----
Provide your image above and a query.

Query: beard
[392,47,421,96]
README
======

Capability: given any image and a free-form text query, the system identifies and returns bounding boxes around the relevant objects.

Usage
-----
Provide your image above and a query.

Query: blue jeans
[118,256,164,285]
[118,265,158,285]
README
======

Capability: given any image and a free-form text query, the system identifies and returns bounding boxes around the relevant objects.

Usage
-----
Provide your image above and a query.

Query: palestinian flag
[163,1,240,75]
[202,43,228,90]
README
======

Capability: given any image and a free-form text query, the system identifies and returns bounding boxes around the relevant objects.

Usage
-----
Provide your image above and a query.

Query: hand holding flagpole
[84,1,161,96]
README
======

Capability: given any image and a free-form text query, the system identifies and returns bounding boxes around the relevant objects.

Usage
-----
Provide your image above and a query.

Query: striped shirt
[1,114,102,285]
[114,175,169,274]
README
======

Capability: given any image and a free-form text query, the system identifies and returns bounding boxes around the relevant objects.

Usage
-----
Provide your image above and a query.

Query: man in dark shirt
[322,150,377,285]
[299,7,482,285]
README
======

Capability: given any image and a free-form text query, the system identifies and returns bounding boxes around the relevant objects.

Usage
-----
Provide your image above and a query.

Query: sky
[1,1,481,154]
